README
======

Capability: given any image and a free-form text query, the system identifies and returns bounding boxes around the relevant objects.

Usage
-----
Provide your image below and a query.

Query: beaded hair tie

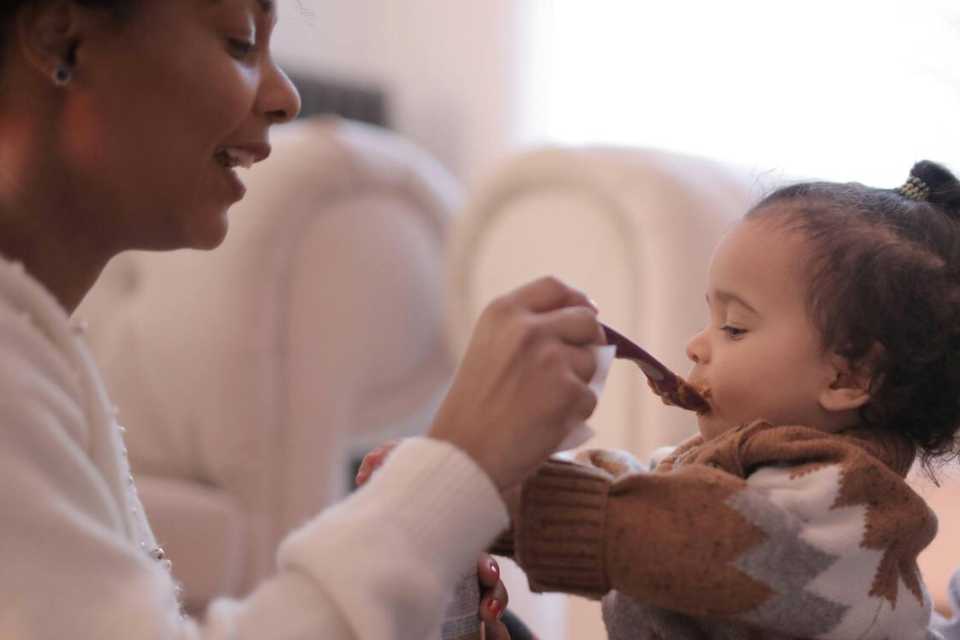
[896,175,931,201]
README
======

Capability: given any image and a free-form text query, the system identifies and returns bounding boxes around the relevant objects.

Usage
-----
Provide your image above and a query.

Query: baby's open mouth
[601,323,711,414]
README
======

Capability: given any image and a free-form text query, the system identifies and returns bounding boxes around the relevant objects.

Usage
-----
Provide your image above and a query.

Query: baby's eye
[721,325,747,339]
[227,38,257,61]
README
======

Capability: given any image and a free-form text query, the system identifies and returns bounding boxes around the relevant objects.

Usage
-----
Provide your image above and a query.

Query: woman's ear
[14,1,85,81]
[818,345,883,413]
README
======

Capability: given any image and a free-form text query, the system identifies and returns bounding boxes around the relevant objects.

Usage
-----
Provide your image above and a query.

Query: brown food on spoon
[602,323,711,414]
[647,378,711,414]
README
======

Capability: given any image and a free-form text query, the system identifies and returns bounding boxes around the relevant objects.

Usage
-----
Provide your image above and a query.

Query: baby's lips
[647,376,711,414]
[676,378,711,414]
[694,386,713,416]
[691,383,712,415]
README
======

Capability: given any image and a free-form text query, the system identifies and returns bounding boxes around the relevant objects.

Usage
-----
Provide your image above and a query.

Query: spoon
[601,323,710,414]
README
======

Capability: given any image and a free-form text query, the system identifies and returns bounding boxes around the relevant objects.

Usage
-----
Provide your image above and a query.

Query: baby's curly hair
[748,161,960,474]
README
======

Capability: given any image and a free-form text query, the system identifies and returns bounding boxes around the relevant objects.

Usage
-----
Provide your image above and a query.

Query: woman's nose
[686,329,708,364]
[259,60,302,125]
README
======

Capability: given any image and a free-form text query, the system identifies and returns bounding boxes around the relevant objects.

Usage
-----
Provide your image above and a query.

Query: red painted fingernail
[488,599,503,618]
[489,560,499,576]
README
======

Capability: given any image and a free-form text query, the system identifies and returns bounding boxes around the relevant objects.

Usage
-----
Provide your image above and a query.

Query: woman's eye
[721,325,747,339]
[228,38,257,60]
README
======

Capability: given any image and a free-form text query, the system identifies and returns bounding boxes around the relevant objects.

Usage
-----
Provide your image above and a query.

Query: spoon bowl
[601,323,710,414]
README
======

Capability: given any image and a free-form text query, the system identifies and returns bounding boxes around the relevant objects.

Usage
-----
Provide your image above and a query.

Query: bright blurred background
[275,0,960,185]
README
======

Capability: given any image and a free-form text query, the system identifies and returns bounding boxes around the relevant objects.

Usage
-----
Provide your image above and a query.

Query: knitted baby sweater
[505,421,940,639]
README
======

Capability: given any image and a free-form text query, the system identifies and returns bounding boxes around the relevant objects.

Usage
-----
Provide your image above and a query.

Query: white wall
[273,0,523,183]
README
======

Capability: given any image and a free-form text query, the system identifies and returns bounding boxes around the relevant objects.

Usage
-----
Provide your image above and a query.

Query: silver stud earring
[52,63,72,87]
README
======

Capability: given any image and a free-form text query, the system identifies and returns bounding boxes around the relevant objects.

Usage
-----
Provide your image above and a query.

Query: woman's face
[65,0,300,251]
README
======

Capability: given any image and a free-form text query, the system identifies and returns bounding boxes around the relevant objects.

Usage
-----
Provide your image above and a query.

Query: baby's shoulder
[693,421,907,482]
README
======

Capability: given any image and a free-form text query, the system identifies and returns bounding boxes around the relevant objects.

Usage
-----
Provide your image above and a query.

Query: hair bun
[910,160,960,217]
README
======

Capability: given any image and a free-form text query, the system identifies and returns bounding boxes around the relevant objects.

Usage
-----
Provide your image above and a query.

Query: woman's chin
[184,209,230,250]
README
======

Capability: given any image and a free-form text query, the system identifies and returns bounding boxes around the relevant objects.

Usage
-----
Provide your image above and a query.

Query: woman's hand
[478,554,511,640]
[430,277,604,490]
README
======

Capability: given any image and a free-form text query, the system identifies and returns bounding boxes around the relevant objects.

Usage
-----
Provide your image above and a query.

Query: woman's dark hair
[748,160,960,474]
[1,0,132,22]
[1,1,134,67]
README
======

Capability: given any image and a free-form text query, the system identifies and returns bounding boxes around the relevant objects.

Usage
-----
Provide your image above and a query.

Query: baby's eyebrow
[707,290,760,315]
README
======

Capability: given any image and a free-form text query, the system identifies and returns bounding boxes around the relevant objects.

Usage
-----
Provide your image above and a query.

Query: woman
[0,1,604,638]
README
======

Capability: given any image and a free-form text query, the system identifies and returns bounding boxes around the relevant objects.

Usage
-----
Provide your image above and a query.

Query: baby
[496,161,960,639]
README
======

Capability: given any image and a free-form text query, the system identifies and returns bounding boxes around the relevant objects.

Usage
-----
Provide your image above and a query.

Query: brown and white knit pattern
[512,421,939,640]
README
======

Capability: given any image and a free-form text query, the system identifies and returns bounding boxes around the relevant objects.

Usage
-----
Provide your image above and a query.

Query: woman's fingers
[477,554,501,588]
[552,344,598,384]
[505,276,596,314]
[478,554,509,636]
[539,305,606,347]
[479,584,509,627]
[480,582,509,615]
[570,376,599,421]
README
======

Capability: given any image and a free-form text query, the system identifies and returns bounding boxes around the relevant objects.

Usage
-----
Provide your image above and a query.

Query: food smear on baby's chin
[647,377,711,414]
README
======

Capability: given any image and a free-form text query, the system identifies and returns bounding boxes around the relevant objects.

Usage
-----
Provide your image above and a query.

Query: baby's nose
[685,330,708,364]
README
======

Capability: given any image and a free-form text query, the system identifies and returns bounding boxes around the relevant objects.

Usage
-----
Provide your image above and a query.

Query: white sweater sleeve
[200,437,508,640]
[0,307,509,639]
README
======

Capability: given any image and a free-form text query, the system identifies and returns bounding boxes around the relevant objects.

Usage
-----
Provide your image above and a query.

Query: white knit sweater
[0,256,508,639]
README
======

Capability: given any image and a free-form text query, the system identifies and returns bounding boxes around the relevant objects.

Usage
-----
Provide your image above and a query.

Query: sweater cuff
[279,436,509,586]
[371,436,510,560]
[518,457,611,598]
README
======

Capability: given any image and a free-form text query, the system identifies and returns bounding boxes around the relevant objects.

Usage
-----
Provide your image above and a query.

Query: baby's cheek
[713,377,768,424]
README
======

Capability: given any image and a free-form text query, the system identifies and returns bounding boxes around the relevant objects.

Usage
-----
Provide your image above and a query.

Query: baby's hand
[573,448,645,477]
[355,440,401,487]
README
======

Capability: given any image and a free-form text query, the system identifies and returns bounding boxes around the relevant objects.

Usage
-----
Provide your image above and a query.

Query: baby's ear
[818,344,883,413]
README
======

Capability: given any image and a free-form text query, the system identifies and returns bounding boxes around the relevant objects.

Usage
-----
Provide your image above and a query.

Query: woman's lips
[214,158,247,201]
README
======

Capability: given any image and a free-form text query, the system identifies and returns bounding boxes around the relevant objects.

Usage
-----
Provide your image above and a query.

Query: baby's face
[686,218,836,440]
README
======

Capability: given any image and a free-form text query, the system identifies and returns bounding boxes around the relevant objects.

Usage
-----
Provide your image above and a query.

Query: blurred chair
[445,145,757,639]
[77,117,460,614]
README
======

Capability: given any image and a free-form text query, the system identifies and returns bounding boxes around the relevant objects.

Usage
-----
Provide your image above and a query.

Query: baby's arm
[512,425,937,638]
